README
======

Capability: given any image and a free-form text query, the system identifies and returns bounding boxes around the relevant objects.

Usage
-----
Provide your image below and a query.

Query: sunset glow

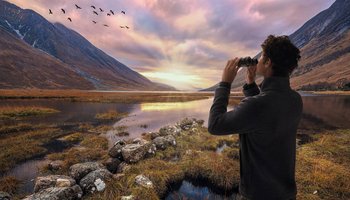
[7,0,335,90]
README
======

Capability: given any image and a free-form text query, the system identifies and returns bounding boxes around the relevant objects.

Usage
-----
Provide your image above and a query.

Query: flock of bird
[49,4,130,29]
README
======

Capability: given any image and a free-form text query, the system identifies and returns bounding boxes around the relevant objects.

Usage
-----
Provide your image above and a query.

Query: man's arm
[243,82,260,97]
[208,81,261,135]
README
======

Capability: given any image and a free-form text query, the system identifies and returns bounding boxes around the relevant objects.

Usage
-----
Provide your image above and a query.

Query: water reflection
[166,180,236,200]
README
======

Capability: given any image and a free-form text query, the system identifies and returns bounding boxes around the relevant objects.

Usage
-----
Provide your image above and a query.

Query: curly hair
[261,35,301,77]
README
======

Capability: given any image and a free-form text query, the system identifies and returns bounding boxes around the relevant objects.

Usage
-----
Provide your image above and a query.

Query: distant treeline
[299,81,350,91]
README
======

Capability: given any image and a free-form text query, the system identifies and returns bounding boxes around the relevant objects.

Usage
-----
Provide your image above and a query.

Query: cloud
[7,0,335,90]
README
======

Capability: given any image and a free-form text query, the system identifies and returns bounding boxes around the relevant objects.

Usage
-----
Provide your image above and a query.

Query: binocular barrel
[238,57,258,67]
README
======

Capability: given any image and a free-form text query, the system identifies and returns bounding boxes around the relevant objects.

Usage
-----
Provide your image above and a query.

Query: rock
[147,132,160,140]
[23,185,83,200]
[132,138,148,145]
[152,135,176,150]
[146,143,157,157]
[69,162,105,182]
[117,162,131,173]
[108,139,126,160]
[121,142,152,163]
[159,125,181,136]
[103,158,122,174]
[178,118,194,130]
[79,169,112,194]
[121,195,135,200]
[0,191,11,200]
[34,175,76,193]
[48,160,64,171]
[134,175,153,188]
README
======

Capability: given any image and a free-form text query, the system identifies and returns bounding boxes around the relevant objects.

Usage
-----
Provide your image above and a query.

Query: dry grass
[0,127,64,174]
[0,106,59,120]
[95,110,129,120]
[0,176,21,195]
[0,89,214,103]
[296,129,350,200]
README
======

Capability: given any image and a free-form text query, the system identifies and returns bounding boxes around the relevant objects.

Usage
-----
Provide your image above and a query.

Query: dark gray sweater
[208,76,303,200]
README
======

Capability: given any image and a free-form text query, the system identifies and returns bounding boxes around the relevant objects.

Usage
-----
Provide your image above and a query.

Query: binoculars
[238,57,258,67]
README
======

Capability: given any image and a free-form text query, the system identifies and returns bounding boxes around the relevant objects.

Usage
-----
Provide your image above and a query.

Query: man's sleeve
[208,81,261,135]
[243,82,260,97]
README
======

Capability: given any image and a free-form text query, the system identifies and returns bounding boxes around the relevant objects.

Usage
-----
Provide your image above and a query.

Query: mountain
[0,27,94,89]
[203,0,350,91]
[0,0,176,91]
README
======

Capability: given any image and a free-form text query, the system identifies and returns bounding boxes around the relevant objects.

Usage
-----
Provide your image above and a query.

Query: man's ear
[264,58,272,68]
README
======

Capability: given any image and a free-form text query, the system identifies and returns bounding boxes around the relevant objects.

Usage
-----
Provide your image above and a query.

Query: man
[208,35,303,200]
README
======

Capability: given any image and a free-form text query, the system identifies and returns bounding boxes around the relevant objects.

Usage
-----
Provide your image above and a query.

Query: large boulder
[23,185,83,200]
[121,142,152,163]
[177,118,203,131]
[79,169,112,194]
[134,174,153,188]
[69,162,105,182]
[152,135,176,150]
[108,139,126,160]
[34,175,76,193]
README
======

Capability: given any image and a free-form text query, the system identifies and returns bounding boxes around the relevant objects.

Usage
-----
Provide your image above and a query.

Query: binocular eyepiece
[238,57,258,67]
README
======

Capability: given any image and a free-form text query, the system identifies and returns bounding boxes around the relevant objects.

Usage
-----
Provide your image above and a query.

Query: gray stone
[0,191,11,200]
[69,162,105,182]
[121,195,135,200]
[103,158,122,174]
[34,175,76,193]
[48,160,64,171]
[134,174,153,188]
[152,135,176,150]
[159,125,181,136]
[108,139,126,159]
[132,138,148,145]
[23,185,82,200]
[79,169,112,194]
[121,142,152,163]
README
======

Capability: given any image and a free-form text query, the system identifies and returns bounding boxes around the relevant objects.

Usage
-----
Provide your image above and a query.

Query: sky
[7,0,335,90]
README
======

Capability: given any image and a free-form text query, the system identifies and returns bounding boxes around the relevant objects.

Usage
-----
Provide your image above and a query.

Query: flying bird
[121,11,126,14]
[67,17,72,22]
[110,10,114,15]
[125,26,130,29]
[93,11,98,15]
[107,13,111,16]
[120,26,125,28]
[75,4,82,9]
[92,21,97,24]
[49,9,53,14]
[61,9,66,14]
[103,24,109,27]
[99,8,104,12]
[91,5,96,9]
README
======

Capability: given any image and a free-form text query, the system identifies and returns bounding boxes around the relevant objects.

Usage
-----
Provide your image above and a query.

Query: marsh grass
[95,110,129,120]
[0,128,64,174]
[0,89,217,103]
[0,176,21,195]
[296,129,350,200]
[0,106,59,120]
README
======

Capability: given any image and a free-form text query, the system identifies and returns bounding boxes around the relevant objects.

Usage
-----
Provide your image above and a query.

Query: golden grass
[0,89,215,103]
[0,106,59,120]
[95,110,129,120]
[0,128,63,173]
[296,129,350,200]
[0,123,33,136]
[46,134,109,174]
[60,132,84,144]
[311,91,350,95]
[0,176,21,195]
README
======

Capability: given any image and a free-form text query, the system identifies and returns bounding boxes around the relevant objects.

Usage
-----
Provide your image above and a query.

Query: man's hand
[221,57,240,84]
[246,65,257,84]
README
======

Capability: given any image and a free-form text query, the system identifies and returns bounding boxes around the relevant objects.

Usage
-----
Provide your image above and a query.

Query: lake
[1,93,349,196]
